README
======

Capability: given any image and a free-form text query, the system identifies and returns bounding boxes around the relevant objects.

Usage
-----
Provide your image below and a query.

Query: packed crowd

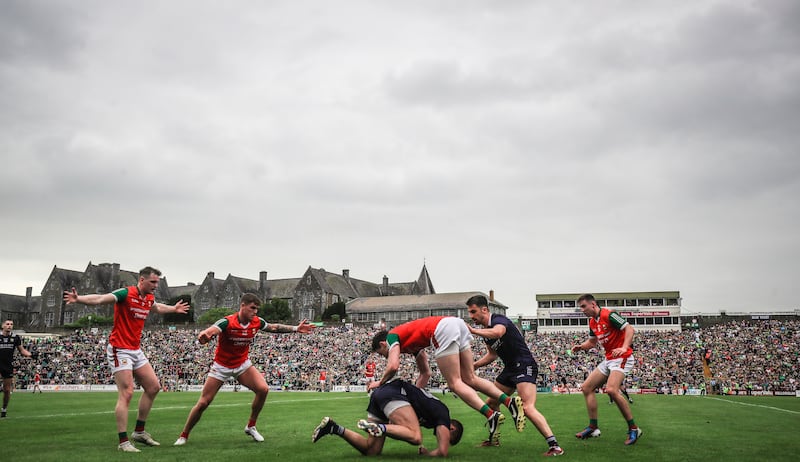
[11,319,800,392]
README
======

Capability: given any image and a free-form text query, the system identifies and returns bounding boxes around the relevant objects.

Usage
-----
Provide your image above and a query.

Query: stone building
[346,290,507,328]
[36,262,171,329]
[0,262,438,328]
[292,265,435,321]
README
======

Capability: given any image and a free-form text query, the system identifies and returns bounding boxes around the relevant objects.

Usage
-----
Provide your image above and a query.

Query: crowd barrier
[26,384,797,397]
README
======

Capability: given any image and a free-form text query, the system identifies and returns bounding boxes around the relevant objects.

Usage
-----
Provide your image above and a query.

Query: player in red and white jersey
[64,266,190,452]
[33,372,42,394]
[369,315,522,445]
[571,294,642,446]
[364,359,376,386]
[174,293,314,446]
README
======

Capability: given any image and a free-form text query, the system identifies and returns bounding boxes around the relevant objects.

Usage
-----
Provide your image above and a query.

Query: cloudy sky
[1,0,798,316]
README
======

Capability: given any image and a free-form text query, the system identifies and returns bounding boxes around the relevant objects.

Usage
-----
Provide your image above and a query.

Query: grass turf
[0,391,797,461]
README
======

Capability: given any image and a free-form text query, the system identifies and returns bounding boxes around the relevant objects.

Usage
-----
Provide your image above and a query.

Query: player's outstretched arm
[571,336,598,353]
[198,325,222,345]
[265,319,315,334]
[154,299,190,314]
[63,288,116,306]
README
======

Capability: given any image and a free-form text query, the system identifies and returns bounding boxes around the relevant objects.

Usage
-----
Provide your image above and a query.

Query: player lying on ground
[313,379,463,457]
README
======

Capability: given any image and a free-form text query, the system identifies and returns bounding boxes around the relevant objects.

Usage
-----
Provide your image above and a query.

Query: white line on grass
[706,396,800,415]
[17,394,366,420]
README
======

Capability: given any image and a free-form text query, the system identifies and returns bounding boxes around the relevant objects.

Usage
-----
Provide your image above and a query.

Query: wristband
[292,326,298,332]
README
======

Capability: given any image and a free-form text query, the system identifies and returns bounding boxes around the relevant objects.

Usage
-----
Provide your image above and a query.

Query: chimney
[26,287,32,309]
[383,275,389,295]
[259,271,268,292]
[110,263,120,289]
[489,290,494,301]
[207,271,215,279]
[342,269,350,279]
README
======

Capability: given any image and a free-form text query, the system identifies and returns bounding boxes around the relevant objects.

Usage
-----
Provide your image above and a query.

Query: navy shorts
[496,362,538,388]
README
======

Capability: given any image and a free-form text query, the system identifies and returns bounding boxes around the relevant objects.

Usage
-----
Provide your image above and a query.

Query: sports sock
[180,431,189,439]
[546,435,559,447]
[499,393,512,407]
[332,422,345,436]
[248,419,257,428]
[627,419,637,429]
[589,419,598,428]
[480,404,493,418]
[135,420,145,432]
[119,432,129,443]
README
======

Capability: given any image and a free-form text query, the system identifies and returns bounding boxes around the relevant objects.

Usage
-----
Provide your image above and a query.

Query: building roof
[169,284,201,298]
[536,291,680,301]
[265,278,301,299]
[346,292,507,313]
[0,293,29,313]
[228,275,260,294]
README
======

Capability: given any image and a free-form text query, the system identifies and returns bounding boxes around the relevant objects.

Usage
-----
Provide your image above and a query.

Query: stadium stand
[10,320,799,394]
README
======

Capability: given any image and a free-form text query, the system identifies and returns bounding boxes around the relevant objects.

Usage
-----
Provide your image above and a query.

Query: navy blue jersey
[367,380,451,429]
[484,313,535,368]
[1,334,22,377]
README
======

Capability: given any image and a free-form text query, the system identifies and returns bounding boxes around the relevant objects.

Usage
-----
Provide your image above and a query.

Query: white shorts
[432,317,472,359]
[597,354,635,376]
[367,401,411,423]
[107,344,149,374]
[208,360,253,382]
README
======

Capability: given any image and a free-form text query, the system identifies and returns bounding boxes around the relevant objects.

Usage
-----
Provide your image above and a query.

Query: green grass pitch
[1,391,797,461]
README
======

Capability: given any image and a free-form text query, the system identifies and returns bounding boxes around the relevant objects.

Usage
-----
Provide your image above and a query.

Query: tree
[163,295,194,324]
[197,307,237,325]
[262,298,292,322]
[65,315,113,329]
[322,301,346,321]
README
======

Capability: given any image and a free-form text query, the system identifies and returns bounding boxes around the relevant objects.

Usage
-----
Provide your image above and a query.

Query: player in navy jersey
[313,379,463,457]
[467,295,564,456]
[1,320,33,418]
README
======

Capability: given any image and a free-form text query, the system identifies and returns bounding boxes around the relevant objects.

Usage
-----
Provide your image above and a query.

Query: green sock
[627,419,636,428]
[499,393,511,407]
[480,404,493,417]
[590,419,598,428]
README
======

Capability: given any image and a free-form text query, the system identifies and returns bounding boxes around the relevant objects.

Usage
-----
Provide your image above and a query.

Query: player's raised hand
[174,299,190,314]
[63,287,79,304]
[295,319,315,334]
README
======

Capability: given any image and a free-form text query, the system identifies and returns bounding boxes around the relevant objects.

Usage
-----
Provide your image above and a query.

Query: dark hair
[577,293,596,304]
[371,331,388,352]
[449,419,464,445]
[240,293,263,306]
[139,266,162,278]
[465,294,488,308]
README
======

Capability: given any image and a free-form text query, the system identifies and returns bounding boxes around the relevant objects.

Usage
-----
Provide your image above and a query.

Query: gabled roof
[346,292,507,313]
[0,293,29,313]
[46,266,84,290]
[265,278,301,299]
[416,264,435,294]
[228,275,260,294]
[169,285,201,299]
[386,282,417,296]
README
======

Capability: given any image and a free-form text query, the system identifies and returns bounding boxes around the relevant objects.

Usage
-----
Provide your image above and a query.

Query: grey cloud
[0,0,86,68]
